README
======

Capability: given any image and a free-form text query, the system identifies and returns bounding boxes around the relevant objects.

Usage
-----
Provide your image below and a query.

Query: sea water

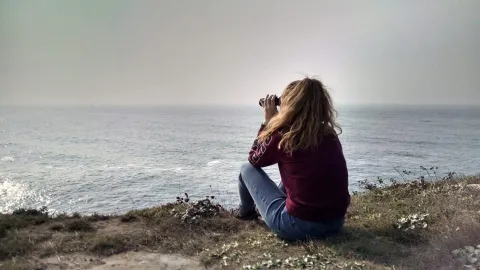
[1,105,479,214]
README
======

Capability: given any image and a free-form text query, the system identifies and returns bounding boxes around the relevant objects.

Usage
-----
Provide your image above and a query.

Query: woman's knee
[240,162,257,176]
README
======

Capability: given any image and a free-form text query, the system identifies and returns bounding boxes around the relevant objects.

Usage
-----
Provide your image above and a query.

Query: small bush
[395,213,429,231]
[49,222,65,231]
[65,219,95,232]
[12,206,48,217]
[0,235,33,260]
[0,207,50,238]
[175,198,224,224]
[87,213,110,222]
[90,236,128,256]
[0,226,7,239]
[54,212,69,219]
[120,213,138,223]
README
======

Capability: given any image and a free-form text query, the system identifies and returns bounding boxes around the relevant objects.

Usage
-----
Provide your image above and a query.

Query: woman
[233,77,350,241]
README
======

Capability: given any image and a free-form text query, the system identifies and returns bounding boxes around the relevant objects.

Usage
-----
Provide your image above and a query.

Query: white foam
[172,167,183,173]
[151,167,184,173]
[207,160,222,166]
[100,164,185,174]
[1,156,15,162]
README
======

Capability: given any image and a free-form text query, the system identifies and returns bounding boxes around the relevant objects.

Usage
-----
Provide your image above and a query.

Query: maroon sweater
[248,124,350,222]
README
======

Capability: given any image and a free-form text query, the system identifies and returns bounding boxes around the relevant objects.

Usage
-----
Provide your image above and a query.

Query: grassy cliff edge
[1,175,479,269]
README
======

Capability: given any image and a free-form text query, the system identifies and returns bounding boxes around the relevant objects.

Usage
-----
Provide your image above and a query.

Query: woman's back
[278,134,350,222]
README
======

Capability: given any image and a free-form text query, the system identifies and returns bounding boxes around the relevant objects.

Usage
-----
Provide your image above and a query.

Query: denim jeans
[238,162,344,241]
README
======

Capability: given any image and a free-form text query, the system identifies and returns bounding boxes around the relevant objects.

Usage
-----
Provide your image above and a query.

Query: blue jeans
[238,163,344,241]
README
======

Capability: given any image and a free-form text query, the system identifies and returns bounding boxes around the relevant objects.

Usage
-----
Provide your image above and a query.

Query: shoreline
[2,169,477,217]
[1,175,479,269]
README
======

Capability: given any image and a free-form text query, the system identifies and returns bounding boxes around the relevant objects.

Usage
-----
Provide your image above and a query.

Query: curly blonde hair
[257,77,342,154]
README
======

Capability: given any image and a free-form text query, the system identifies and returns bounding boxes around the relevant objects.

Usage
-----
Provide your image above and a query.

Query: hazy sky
[1,0,479,106]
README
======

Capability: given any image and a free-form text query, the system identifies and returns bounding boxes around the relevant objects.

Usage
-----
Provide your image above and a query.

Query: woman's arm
[248,125,282,167]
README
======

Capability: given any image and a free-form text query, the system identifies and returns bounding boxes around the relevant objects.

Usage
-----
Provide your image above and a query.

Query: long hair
[257,77,342,155]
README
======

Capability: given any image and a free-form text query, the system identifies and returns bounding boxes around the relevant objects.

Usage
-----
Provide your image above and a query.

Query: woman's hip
[270,207,345,241]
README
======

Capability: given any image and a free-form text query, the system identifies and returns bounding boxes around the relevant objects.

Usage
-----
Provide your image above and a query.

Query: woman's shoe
[232,208,259,220]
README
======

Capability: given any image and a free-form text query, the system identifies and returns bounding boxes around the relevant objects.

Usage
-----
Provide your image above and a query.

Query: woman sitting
[233,77,350,241]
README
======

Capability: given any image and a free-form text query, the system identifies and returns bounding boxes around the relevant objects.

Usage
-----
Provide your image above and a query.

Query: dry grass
[0,175,479,269]
[64,219,96,232]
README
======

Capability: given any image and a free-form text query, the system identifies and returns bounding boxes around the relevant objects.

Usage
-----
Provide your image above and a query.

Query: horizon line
[1,103,480,108]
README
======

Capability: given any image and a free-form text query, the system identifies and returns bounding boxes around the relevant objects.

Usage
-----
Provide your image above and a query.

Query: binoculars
[258,96,280,107]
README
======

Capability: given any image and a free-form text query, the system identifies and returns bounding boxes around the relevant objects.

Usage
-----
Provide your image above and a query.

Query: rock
[465,246,476,253]
[467,254,478,264]
[457,254,468,264]
[466,184,480,191]
[477,244,480,249]
[452,249,462,256]
[475,249,480,256]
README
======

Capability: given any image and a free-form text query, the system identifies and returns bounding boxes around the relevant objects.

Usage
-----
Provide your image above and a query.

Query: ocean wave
[144,166,184,174]
[396,152,424,158]
[99,164,185,175]
[207,160,223,166]
[1,156,15,162]
[163,167,184,173]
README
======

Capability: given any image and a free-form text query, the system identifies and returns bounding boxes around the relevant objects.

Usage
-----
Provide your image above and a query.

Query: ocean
[1,105,479,214]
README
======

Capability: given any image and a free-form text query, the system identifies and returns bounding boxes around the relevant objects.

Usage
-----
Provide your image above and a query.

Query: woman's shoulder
[321,133,344,153]
[323,132,342,142]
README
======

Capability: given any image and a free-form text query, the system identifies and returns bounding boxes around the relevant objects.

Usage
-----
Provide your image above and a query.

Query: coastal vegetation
[0,173,479,269]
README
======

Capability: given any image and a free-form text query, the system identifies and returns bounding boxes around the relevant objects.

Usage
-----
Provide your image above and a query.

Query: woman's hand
[263,94,278,125]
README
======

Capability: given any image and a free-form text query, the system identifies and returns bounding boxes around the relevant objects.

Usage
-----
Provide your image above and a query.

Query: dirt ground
[40,251,204,270]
